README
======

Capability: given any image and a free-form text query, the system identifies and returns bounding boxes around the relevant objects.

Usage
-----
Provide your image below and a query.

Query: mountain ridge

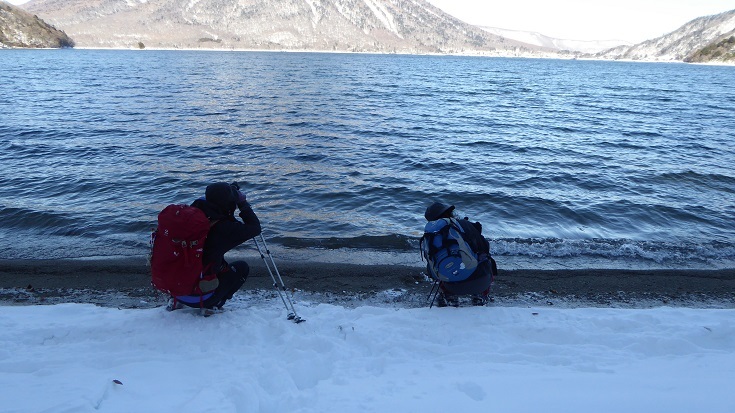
[6,0,735,64]
[478,26,632,54]
[593,9,735,62]
[21,0,550,55]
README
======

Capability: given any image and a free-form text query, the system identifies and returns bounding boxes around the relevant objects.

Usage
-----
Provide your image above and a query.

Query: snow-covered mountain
[21,0,550,55]
[479,26,631,54]
[593,9,735,62]
[12,0,734,62]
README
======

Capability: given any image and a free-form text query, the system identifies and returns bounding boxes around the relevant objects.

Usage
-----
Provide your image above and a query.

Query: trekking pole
[254,237,290,315]
[253,233,305,323]
[427,279,441,309]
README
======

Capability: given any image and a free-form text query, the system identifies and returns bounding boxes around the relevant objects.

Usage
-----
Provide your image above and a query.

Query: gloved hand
[230,182,248,209]
[234,189,247,204]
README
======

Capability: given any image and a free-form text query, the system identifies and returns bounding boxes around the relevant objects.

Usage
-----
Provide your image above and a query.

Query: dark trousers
[437,258,496,296]
[181,261,249,309]
[441,272,492,296]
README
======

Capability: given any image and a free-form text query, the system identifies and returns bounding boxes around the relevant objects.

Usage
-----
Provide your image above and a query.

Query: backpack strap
[420,219,448,262]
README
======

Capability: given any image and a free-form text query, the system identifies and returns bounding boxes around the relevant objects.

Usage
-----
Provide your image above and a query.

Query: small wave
[0,207,89,236]
[621,130,663,139]
[289,153,329,162]
[274,234,416,251]
[492,237,735,265]
[596,139,649,150]
[655,170,735,193]
[242,234,735,267]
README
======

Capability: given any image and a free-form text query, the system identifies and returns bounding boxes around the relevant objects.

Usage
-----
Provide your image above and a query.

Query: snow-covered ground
[2,296,734,413]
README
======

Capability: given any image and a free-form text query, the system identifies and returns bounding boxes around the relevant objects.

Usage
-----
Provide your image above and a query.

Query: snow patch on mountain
[363,0,397,35]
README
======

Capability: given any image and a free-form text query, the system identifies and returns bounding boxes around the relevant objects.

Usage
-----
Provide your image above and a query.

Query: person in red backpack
[169,181,261,311]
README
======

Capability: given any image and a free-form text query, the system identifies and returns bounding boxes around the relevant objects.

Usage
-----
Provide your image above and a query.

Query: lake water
[1,49,733,269]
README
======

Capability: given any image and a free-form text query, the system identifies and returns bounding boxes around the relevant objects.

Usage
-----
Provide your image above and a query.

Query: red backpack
[150,204,212,296]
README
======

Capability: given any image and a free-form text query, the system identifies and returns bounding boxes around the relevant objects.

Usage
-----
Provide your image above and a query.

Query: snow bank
[2,298,734,412]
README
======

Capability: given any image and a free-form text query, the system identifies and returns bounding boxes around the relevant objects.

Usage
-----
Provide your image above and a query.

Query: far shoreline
[5,47,733,66]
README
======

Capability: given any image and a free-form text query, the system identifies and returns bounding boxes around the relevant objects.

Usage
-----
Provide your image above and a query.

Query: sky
[2,296,734,412]
[5,0,733,43]
[426,0,735,43]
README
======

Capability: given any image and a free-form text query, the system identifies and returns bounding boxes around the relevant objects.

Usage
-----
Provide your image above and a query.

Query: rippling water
[1,50,733,268]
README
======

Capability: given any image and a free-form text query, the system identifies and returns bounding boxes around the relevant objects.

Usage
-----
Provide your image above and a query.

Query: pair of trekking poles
[253,233,305,323]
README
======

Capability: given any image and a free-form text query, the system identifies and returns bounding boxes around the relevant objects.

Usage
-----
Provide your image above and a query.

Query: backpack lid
[424,218,450,233]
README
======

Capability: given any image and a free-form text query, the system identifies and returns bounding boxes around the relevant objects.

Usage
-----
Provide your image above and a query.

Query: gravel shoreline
[1,257,734,309]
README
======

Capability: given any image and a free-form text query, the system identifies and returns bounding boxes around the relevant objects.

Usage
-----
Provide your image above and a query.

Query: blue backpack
[420,218,482,282]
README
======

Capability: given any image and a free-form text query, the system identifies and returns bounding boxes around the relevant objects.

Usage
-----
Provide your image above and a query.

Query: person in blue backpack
[169,181,261,312]
[422,202,497,307]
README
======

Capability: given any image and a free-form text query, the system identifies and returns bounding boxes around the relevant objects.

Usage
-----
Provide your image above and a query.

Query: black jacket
[456,218,489,257]
[191,198,261,275]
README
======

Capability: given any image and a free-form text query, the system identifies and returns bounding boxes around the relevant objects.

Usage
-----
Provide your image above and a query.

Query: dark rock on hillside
[0,1,73,48]
[685,34,735,63]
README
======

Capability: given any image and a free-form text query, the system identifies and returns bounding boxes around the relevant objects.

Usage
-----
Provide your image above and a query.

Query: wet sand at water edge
[1,257,733,309]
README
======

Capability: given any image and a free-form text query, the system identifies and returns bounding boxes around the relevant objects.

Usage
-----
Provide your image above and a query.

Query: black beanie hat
[424,202,455,221]
[205,182,235,212]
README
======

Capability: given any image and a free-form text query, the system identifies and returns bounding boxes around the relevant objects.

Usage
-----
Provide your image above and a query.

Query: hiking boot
[436,292,459,307]
[473,286,492,307]
[201,306,224,317]
[435,293,448,307]
[471,294,489,306]
[165,297,183,311]
[446,294,459,307]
